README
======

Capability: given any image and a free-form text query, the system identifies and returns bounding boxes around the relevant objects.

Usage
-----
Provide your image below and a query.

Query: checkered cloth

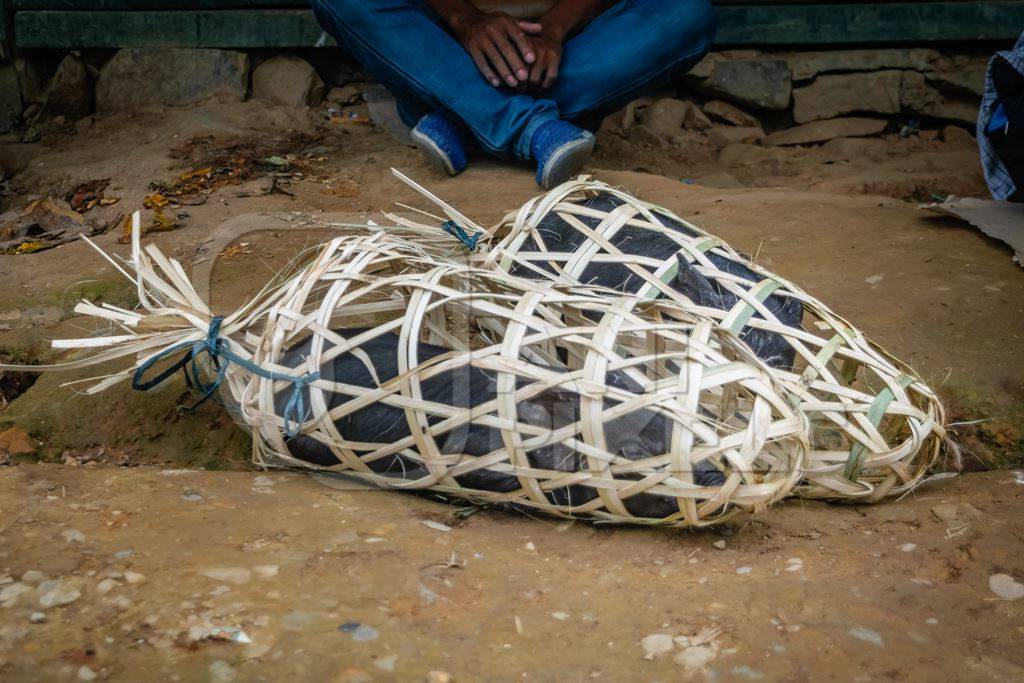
[978,31,1024,200]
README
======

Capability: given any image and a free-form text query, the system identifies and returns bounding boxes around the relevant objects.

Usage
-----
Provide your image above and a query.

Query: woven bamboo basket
[387,172,947,503]
[7,217,809,527]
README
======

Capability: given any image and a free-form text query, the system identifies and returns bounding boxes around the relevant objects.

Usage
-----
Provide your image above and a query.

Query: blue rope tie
[132,316,320,438]
[441,220,482,251]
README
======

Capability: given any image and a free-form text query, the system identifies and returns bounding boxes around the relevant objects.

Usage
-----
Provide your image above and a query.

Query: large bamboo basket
[14,220,809,527]
[387,173,947,503]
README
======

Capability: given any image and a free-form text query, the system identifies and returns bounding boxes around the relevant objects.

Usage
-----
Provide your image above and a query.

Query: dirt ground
[1,99,1023,681]
[2,466,1024,682]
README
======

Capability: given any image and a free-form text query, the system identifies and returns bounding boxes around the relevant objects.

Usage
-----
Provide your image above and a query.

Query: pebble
[784,558,803,572]
[925,618,939,625]
[38,581,81,608]
[29,612,46,623]
[20,570,45,584]
[848,626,884,647]
[97,579,119,595]
[1,582,32,607]
[114,550,134,560]
[78,666,97,681]
[181,490,203,502]
[62,529,86,543]
[899,543,917,552]
[989,574,1024,600]
[640,633,674,659]
[124,571,146,585]
[351,624,379,642]
[712,540,726,550]
[675,644,716,671]
[374,655,397,672]
[550,612,569,621]
[736,566,752,575]
[201,567,252,585]
[426,672,453,683]
[422,520,452,533]
[209,660,236,683]
[524,542,536,551]
[253,565,279,579]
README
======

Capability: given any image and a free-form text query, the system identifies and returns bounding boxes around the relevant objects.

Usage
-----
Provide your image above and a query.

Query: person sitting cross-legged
[312,0,717,188]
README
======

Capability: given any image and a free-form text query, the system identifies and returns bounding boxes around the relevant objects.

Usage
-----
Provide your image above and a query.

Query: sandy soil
[1,100,1023,681]
[2,465,1024,682]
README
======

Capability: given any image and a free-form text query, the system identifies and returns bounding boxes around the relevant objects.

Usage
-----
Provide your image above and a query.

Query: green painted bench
[3,0,1024,51]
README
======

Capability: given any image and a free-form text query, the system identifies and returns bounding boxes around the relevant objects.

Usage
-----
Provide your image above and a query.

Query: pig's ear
[674,253,728,309]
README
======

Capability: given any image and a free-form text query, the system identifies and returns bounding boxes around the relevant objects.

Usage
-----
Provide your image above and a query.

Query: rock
[252,56,325,107]
[39,55,93,121]
[0,582,31,607]
[899,543,917,552]
[62,529,85,543]
[20,570,45,584]
[708,125,765,147]
[930,502,981,522]
[209,660,236,683]
[124,571,146,585]
[736,566,752,575]
[29,612,46,624]
[14,57,55,106]
[641,633,674,659]
[38,580,81,608]
[96,48,249,112]
[200,567,252,584]
[620,96,654,129]
[674,644,716,671]
[629,124,668,149]
[787,48,940,81]
[941,125,975,147]
[426,672,453,683]
[821,137,888,162]
[849,626,885,647]
[927,56,988,96]
[0,65,23,133]
[77,666,97,681]
[702,100,760,127]
[989,574,1024,600]
[712,540,727,550]
[900,71,979,124]
[686,59,792,111]
[97,578,119,595]
[326,83,365,106]
[641,98,689,136]
[766,117,888,146]
[253,564,279,579]
[683,104,712,131]
[793,71,901,123]
[375,655,397,672]
[0,427,35,456]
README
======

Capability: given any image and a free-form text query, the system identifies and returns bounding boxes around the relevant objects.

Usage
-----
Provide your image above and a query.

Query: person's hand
[449,11,540,88]
[518,22,563,92]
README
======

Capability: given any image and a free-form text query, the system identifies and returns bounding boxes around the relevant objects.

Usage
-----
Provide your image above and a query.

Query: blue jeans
[311,0,716,160]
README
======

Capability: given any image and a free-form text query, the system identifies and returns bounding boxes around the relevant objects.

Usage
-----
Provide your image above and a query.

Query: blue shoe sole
[411,126,461,176]
[538,133,595,189]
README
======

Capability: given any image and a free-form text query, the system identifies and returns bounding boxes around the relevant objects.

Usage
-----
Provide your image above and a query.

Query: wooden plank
[12,2,1024,48]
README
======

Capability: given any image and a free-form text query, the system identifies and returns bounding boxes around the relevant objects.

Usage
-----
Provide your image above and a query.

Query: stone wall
[2,46,988,148]
[641,48,987,148]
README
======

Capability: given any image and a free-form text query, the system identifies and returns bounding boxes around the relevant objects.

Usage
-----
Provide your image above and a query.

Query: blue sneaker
[530,120,595,189]
[411,112,468,176]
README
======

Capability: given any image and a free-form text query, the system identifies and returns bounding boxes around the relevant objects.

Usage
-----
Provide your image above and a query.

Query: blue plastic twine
[441,220,482,251]
[132,316,320,438]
